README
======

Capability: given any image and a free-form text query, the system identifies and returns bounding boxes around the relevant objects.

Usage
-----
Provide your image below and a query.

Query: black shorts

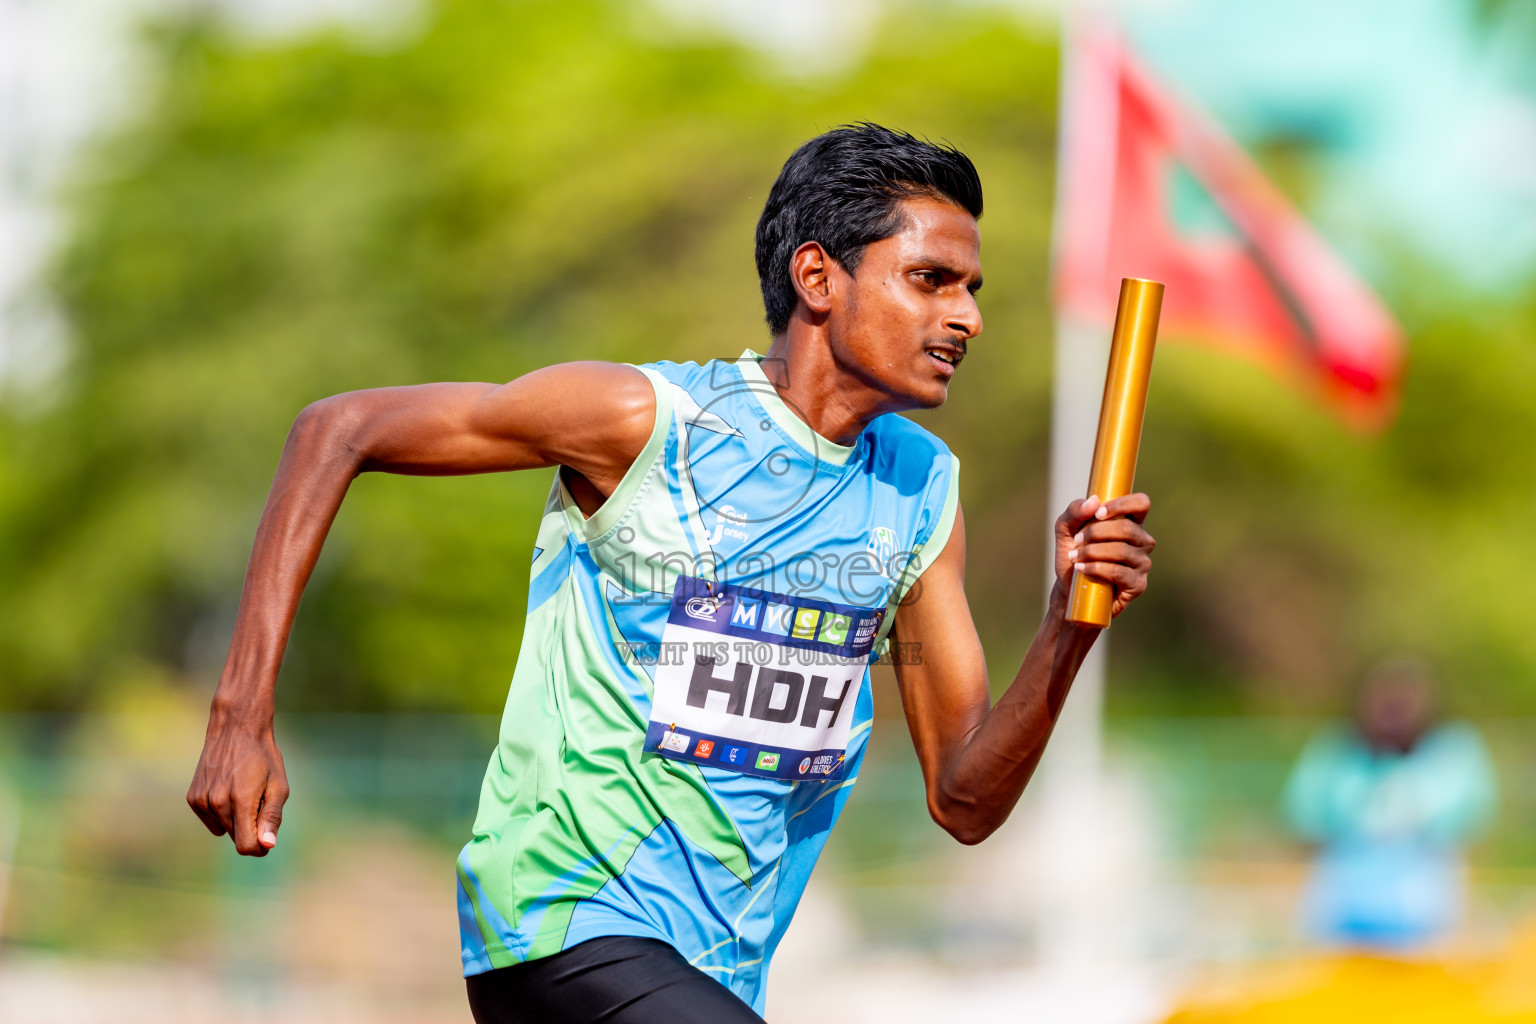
[465,935,768,1024]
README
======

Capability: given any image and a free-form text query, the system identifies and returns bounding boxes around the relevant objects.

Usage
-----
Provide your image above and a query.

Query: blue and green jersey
[456,350,959,1013]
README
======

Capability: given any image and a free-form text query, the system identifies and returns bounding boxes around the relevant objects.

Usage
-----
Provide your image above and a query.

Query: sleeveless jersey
[455,350,959,1013]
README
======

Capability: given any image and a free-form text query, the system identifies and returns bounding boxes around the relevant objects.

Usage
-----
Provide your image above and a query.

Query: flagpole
[1027,0,1403,986]
[1034,320,1113,973]
[1033,2,1118,974]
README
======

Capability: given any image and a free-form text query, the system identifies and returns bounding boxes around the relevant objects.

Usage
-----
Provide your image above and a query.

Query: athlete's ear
[789,241,838,319]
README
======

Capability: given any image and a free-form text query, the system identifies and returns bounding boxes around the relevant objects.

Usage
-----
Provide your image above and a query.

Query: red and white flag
[1052,21,1404,429]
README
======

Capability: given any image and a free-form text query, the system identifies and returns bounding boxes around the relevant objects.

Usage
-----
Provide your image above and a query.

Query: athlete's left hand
[1053,493,1155,620]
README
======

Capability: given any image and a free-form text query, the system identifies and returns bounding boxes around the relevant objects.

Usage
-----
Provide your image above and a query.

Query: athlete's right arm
[186,362,657,856]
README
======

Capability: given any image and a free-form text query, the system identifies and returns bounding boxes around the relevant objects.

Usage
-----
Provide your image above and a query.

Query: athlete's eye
[914,270,938,288]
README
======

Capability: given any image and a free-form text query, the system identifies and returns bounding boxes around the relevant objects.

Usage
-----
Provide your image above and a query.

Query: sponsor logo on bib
[643,576,880,781]
[810,754,841,775]
[684,595,724,622]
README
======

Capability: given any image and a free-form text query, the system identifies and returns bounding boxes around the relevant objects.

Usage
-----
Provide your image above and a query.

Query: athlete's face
[829,196,983,409]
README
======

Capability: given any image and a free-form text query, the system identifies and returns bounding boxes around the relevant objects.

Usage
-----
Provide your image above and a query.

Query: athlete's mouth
[925,344,965,372]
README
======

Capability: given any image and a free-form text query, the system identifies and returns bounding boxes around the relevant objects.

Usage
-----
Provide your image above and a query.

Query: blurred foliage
[1122,289,1536,715]
[0,0,1058,711]
[1,0,1535,716]
[7,708,1536,965]
[0,705,488,969]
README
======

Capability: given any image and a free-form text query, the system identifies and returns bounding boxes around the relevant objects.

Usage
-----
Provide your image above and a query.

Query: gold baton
[1067,277,1164,628]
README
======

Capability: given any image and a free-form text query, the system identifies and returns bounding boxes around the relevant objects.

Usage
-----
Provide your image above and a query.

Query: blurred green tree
[0,0,1060,711]
[1121,289,1536,714]
[3,0,1535,717]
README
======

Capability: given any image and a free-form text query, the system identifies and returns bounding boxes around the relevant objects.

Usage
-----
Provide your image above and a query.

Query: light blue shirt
[1283,722,1497,946]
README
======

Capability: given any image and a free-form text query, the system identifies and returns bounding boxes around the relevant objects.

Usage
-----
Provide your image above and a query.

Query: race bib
[643,575,883,782]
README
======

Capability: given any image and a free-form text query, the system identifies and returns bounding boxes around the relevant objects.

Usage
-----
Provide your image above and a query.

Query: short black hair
[754,123,983,336]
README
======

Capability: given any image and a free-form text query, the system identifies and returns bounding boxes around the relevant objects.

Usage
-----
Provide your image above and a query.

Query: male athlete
[188,124,1155,1022]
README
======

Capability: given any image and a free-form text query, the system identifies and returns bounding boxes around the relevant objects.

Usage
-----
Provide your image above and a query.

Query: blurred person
[1284,660,1497,950]
[186,124,1158,1022]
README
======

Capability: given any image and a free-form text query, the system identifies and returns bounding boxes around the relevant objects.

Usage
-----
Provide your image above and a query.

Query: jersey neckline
[735,348,858,467]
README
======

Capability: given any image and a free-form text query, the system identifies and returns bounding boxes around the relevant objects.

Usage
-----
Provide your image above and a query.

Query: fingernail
[1087,494,1100,507]
[1073,531,1084,544]
[1095,506,1108,519]
[1068,549,1078,560]
[260,831,277,846]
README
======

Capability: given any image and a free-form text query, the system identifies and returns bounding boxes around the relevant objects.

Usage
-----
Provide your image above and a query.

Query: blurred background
[4,0,1536,1021]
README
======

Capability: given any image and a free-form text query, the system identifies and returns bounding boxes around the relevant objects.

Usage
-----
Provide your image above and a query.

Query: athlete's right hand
[184,363,654,857]
[187,707,289,857]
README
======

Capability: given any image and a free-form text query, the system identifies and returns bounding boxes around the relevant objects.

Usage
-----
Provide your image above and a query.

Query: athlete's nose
[945,291,983,341]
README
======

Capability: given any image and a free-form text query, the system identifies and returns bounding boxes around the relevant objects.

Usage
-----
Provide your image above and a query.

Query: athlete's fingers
[1057,495,1155,599]
[1069,541,1149,570]
[194,797,229,837]
[1113,565,1151,613]
[1057,495,1104,537]
[187,784,229,837]
[1054,496,1115,585]
[1074,518,1156,550]
[205,783,237,836]
[1098,492,1151,525]
[255,776,289,851]
[229,766,269,857]
[1074,560,1142,589]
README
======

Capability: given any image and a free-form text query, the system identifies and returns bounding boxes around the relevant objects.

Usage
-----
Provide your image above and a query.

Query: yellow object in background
[1165,924,1536,1024]
[1068,277,1164,628]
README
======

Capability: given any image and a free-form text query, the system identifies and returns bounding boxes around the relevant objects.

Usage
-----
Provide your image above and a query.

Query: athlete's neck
[760,330,899,447]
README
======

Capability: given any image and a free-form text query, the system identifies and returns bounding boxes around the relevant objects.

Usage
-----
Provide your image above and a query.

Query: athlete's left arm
[889,493,1154,845]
